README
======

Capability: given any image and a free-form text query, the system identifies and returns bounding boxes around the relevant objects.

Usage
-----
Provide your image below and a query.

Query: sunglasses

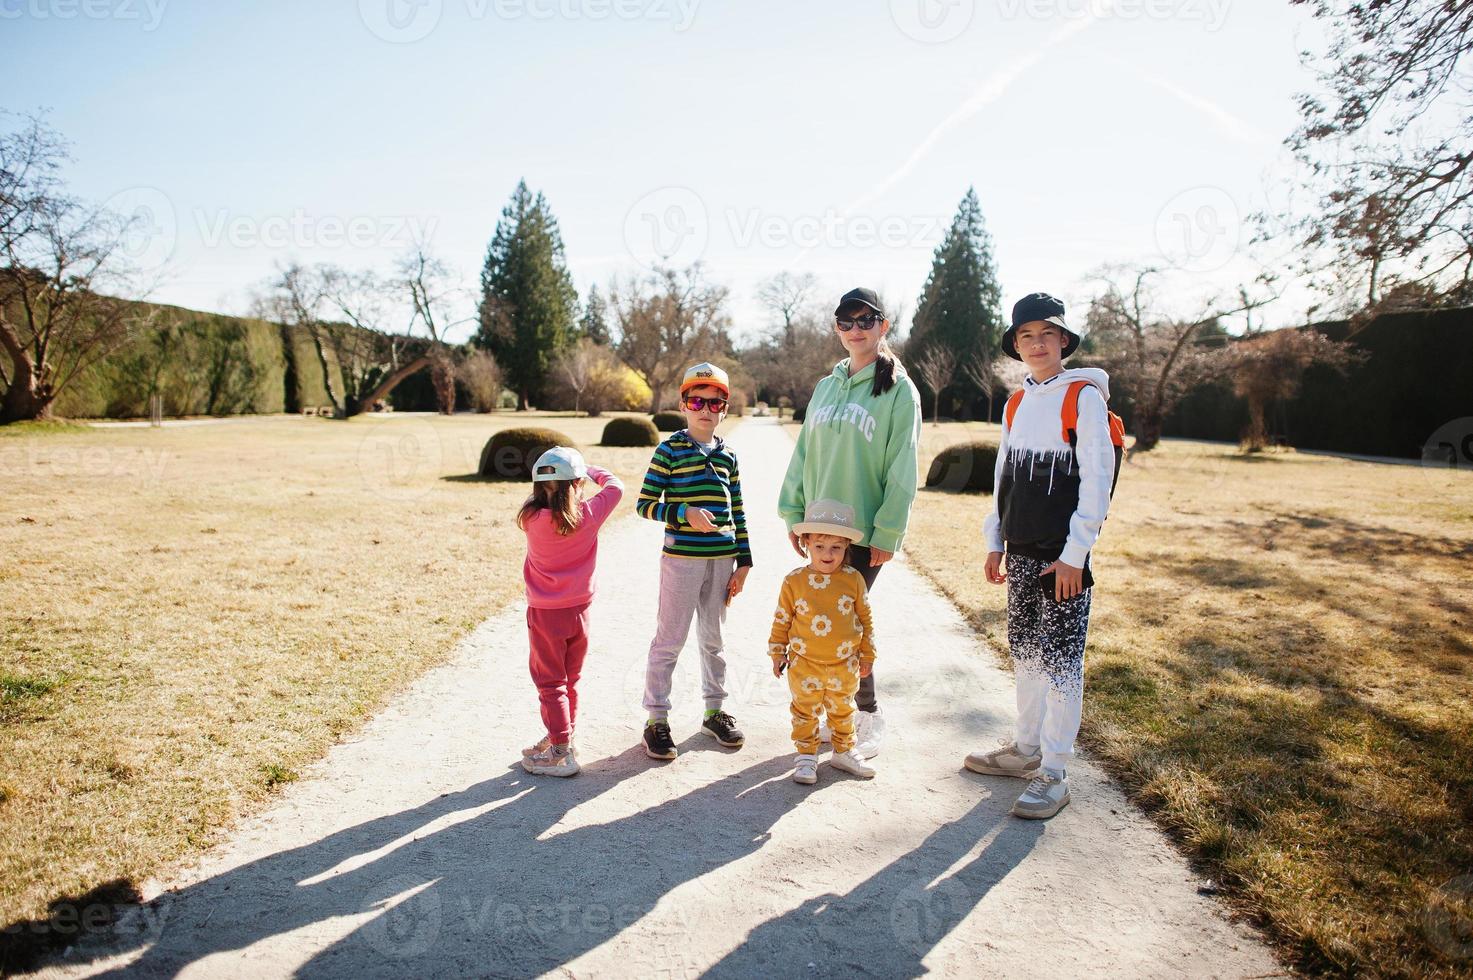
[835,314,883,332]
[683,395,728,413]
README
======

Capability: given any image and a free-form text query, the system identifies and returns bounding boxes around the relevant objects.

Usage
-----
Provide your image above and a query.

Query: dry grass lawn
[901,419,1473,978]
[0,411,734,959]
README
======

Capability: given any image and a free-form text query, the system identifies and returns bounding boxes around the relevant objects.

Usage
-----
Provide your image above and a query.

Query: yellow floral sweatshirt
[767,565,877,667]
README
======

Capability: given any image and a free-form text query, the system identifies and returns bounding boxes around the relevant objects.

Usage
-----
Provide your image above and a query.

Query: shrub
[478,427,573,480]
[601,416,660,447]
[925,441,999,493]
[459,350,502,413]
[792,406,806,423]
[652,411,685,432]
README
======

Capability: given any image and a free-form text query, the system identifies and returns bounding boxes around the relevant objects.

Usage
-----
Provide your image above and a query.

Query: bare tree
[1284,1,1473,308]
[755,271,816,342]
[1225,327,1359,451]
[611,264,730,413]
[552,337,628,417]
[0,113,152,422]
[911,345,958,424]
[1086,265,1277,453]
[959,351,1000,422]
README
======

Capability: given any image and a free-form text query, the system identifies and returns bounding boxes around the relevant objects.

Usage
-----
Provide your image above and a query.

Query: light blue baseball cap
[532,446,588,482]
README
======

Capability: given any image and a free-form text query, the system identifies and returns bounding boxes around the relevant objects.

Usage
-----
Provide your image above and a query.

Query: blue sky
[3,0,1323,342]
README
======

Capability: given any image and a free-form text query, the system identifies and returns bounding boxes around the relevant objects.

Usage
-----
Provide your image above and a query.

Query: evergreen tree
[475,180,579,409]
[909,187,1004,418]
[580,283,611,345]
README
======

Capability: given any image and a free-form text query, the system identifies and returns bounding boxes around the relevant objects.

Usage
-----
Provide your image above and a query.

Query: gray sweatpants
[643,554,734,718]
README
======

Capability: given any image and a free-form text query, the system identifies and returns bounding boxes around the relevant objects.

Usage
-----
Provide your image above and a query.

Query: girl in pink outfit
[516,446,624,777]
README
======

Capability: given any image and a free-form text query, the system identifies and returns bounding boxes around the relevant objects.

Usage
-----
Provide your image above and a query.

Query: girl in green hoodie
[778,287,922,760]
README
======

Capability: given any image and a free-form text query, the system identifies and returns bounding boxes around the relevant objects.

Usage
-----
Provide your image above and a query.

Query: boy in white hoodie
[968,292,1115,820]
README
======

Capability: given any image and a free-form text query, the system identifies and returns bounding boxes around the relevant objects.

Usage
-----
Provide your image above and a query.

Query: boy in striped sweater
[636,362,753,761]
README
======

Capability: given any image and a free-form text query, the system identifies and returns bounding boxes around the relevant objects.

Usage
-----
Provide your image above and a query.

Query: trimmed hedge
[652,411,685,432]
[601,416,660,447]
[925,441,999,493]
[478,427,574,480]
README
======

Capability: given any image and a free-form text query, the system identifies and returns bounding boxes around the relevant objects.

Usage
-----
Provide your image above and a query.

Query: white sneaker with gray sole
[964,740,1042,778]
[1011,770,1070,819]
[793,753,819,785]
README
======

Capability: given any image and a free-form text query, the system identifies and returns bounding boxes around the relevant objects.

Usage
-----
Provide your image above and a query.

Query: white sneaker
[817,720,832,744]
[828,748,876,779]
[1012,770,1070,819]
[964,739,1042,778]
[853,706,884,760]
[522,743,579,778]
[793,753,819,785]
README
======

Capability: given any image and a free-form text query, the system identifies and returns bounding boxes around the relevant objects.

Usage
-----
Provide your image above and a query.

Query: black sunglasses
[835,314,883,332]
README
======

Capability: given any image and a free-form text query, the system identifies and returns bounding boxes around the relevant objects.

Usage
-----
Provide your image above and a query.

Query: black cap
[1002,292,1079,360]
[835,287,884,318]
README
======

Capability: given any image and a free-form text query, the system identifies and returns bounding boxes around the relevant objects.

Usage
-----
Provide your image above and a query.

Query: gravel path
[33,416,1283,979]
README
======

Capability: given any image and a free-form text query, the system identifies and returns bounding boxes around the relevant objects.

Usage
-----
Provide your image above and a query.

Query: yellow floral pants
[788,654,863,754]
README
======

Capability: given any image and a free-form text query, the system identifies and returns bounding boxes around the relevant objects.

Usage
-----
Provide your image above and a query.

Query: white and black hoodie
[982,367,1114,568]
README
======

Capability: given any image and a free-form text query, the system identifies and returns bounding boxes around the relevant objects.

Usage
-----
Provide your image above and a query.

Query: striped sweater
[635,430,753,567]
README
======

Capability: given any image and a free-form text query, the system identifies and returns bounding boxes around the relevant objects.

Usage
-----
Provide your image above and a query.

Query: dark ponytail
[871,337,898,398]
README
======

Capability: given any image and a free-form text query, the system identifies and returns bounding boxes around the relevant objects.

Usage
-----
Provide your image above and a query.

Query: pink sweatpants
[527,603,591,743]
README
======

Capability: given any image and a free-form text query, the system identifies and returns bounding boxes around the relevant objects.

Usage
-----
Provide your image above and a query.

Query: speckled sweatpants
[1006,553,1092,774]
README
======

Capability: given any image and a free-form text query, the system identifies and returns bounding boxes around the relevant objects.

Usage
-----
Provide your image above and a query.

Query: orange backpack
[1004,380,1126,495]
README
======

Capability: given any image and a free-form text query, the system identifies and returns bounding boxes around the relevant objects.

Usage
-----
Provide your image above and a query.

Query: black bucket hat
[1001,292,1080,360]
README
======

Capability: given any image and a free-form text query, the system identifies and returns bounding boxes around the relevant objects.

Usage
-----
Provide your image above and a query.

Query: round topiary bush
[792,406,806,423]
[601,416,660,447]
[652,411,685,432]
[478,427,574,480]
[925,441,1000,493]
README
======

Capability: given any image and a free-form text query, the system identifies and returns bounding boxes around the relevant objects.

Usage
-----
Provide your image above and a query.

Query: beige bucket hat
[792,498,864,543]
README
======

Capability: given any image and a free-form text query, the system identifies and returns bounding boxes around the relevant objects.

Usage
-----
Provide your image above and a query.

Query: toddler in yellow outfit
[769,499,877,785]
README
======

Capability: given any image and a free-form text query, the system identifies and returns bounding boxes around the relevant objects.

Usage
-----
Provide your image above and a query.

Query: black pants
[846,544,884,713]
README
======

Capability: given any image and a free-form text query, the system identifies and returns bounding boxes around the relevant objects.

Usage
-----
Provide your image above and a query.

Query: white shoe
[817,720,832,744]
[828,748,876,779]
[793,753,819,785]
[1012,770,1070,819]
[853,706,884,760]
[964,739,1042,778]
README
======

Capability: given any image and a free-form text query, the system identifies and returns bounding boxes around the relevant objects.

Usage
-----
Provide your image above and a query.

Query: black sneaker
[702,711,744,748]
[643,721,677,760]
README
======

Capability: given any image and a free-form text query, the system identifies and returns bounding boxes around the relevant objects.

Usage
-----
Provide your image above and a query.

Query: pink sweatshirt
[522,465,625,609]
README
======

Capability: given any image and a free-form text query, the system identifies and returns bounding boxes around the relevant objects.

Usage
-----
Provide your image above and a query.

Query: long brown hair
[517,479,582,536]
[838,298,900,398]
[872,336,898,398]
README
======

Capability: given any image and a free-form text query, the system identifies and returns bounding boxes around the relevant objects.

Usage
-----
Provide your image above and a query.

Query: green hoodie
[778,357,922,553]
